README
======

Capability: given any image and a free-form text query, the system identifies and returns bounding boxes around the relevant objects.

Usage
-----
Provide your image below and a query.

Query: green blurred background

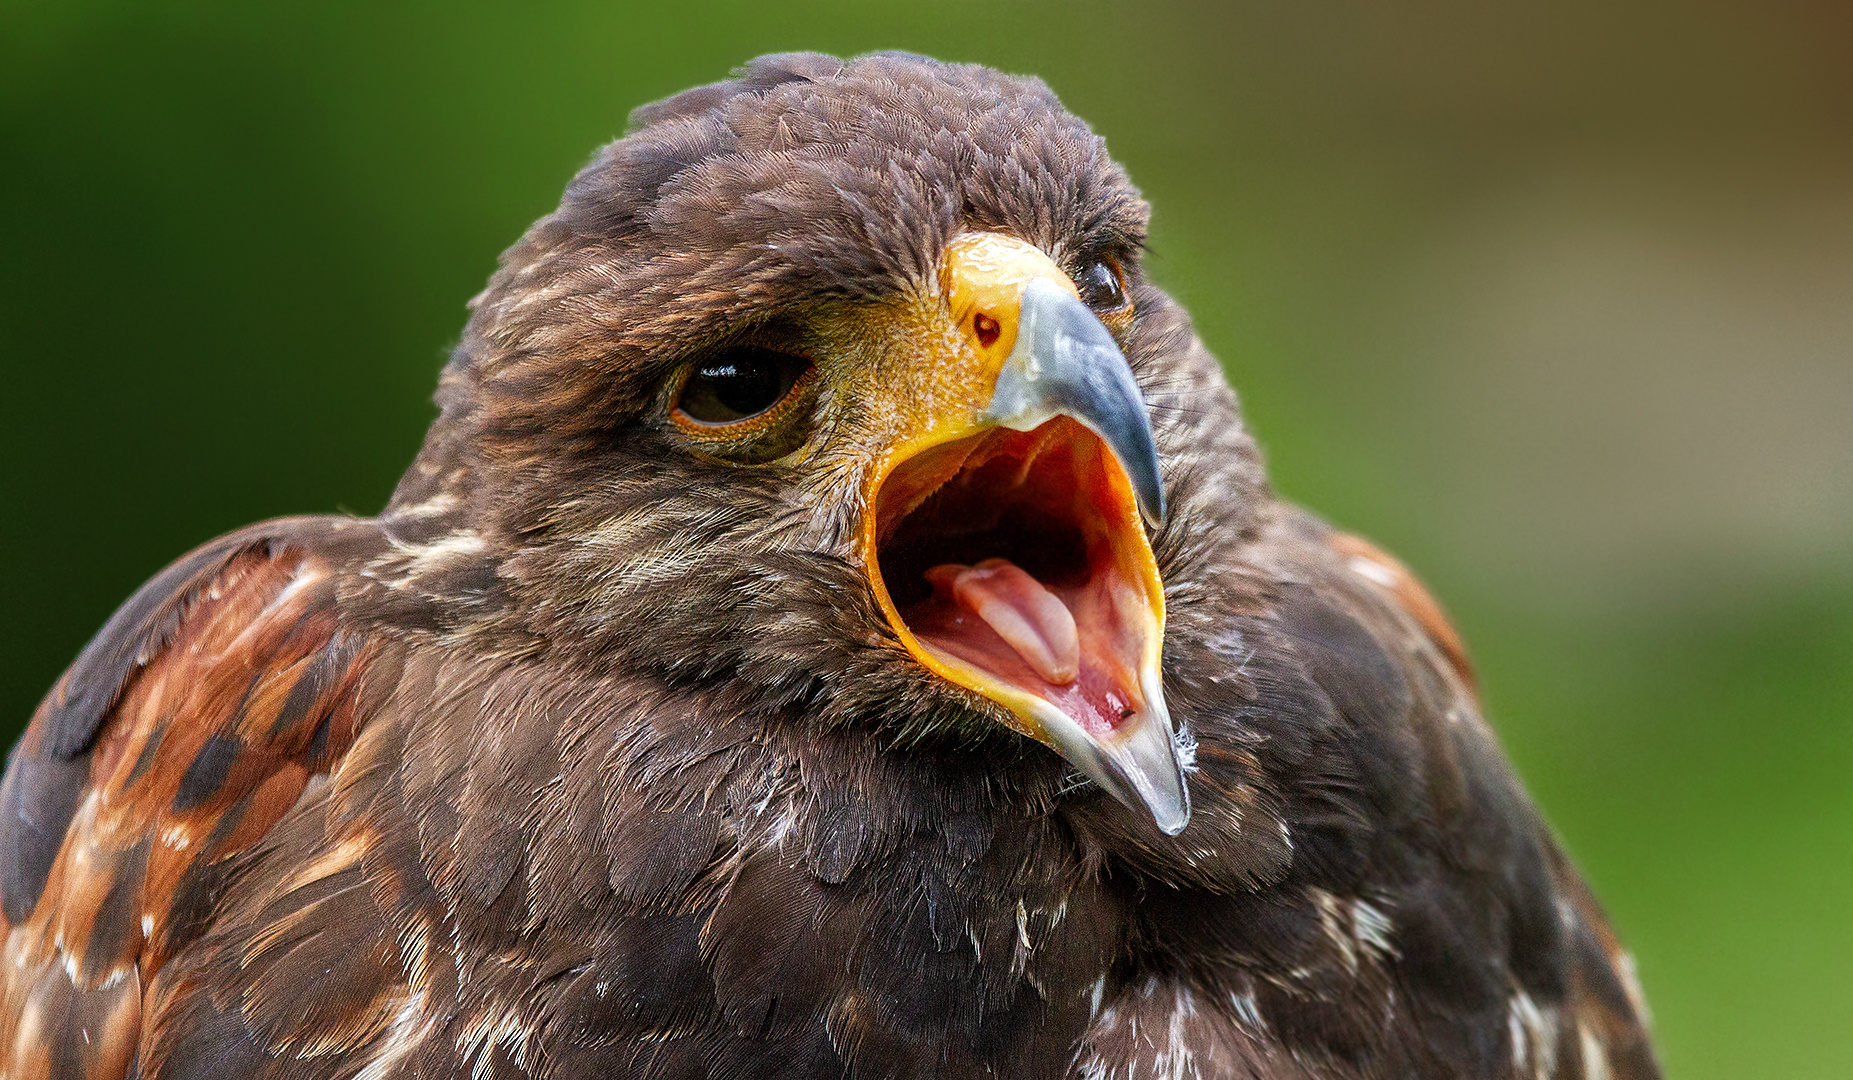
[4,1,1849,1073]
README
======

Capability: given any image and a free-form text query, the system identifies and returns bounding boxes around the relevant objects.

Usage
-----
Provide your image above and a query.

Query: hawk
[0,52,1660,1079]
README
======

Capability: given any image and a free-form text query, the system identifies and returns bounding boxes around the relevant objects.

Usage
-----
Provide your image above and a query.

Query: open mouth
[850,231,1186,831]
[867,416,1165,743]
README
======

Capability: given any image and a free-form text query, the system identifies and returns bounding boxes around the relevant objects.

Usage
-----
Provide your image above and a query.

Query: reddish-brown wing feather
[1326,531,1476,696]
[1551,846,1662,1079]
[0,518,386,1079]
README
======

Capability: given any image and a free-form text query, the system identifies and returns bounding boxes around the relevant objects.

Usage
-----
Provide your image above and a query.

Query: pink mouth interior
[874,419,1151,738]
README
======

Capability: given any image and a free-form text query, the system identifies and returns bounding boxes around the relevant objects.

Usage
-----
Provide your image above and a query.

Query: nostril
[973,312,1000,348]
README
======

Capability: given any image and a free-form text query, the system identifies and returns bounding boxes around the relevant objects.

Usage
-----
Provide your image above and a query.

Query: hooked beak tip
[1036,673,1191,836]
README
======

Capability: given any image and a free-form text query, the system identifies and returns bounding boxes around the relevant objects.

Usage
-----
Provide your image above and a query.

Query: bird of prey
[0,52,1660,1080]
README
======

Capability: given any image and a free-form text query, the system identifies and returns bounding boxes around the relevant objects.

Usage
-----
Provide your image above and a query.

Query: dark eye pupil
[1077,259,1126,311]
[676,347,809,425]
[705,361,779,413]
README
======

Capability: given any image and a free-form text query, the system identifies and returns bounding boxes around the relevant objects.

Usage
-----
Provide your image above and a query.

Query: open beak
[860,233,1189,835]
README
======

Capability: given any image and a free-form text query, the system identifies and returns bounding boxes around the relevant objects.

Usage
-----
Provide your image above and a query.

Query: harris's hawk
[0,53,1660,1079]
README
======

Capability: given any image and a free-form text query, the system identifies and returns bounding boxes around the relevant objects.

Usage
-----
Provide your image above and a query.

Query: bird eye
[673,347,814,429]
[1075,258,1129,313]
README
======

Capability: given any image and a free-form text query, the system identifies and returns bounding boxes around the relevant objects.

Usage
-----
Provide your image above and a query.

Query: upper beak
[984,276,1167,527]
[858,232,1189,835]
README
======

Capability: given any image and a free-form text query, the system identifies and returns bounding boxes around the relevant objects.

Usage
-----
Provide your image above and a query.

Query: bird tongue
[923,559,1080,686]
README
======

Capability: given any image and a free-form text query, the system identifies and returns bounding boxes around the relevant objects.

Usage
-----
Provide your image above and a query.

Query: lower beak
[860,234,1189,835]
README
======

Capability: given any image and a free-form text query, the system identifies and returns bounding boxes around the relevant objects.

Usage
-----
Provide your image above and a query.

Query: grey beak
[981,278,1167,525]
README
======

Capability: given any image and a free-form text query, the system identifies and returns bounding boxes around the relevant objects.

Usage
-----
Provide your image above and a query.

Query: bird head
[399,53,1261,836]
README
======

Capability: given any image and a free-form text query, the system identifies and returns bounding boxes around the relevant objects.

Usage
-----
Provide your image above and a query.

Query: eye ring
[1075,257,1131,314]
[670,346,817,442]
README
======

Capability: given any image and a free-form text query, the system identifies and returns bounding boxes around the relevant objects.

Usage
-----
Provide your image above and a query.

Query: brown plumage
[0,52,1660,1079]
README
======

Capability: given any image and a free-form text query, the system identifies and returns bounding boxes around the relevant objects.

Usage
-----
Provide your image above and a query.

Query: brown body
[0,53,1659,1079]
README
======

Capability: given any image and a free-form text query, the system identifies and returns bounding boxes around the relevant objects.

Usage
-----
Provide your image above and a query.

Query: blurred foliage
[3,1,1850,1075]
